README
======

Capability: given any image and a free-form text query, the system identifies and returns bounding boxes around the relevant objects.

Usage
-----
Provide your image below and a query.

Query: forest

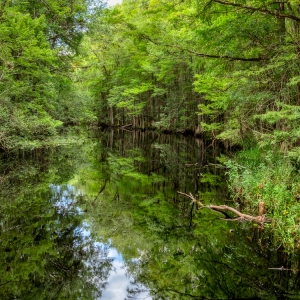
[1,0,300,250]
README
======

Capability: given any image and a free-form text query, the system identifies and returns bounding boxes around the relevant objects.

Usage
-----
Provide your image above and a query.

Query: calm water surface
[0,129,299,299]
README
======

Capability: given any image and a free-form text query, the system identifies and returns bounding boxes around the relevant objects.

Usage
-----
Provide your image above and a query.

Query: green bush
[226,147,300,251]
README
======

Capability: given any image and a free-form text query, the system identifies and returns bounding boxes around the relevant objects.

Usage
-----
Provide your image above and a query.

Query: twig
[177,191,204,207]
[268,266,292,271]
[2,225,22,232]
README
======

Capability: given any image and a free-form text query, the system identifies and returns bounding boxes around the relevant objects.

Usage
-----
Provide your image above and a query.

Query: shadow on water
[0,129,300,299]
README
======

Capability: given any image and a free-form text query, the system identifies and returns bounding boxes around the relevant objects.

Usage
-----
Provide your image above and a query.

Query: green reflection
[0,145,112,299]
[2,129,300,299]
[80,130,300,299]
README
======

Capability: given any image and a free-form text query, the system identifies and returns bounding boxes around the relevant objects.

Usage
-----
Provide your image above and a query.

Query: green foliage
[78,0,300,146]
[76,0,300,251]
[0,0,102,151]
[0,142,112,298]
[77,130,300,299]
[79,0,202,129]
[226,147,300,251]
[3,0,300,253]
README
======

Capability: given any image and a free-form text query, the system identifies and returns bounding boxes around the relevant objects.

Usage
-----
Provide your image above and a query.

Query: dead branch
[184,48,264,62]
[177,192,271,224]
[177,191,204,207]
[268,266,292,271]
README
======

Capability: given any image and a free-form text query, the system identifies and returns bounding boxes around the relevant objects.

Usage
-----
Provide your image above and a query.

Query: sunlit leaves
[0,0,99,151]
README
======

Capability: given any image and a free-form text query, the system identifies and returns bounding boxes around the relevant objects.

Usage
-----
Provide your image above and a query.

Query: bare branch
[268,266,292,271]
[177,192,271,224]
[177,191,204,207]
[184,48,265,62]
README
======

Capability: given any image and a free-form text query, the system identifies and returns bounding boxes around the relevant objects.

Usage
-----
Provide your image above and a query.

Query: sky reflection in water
[56,184,151,300]
[101,248,150,300]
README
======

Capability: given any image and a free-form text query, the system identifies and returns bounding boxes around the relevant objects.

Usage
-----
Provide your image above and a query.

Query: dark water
[0,129,299,299]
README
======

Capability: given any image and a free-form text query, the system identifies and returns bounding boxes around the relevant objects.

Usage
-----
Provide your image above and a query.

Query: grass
[225,146,300,251]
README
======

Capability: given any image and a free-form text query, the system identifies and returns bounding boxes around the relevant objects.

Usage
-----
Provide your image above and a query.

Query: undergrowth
[226,147,300,251]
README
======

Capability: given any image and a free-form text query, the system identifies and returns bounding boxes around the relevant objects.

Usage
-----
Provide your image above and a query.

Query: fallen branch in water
[177,191,270,224]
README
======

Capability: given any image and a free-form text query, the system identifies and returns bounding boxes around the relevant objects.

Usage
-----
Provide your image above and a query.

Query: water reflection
[1,130,300,299]
[82,129,300,299]
[0,148,112,299]
[101,248,151,300]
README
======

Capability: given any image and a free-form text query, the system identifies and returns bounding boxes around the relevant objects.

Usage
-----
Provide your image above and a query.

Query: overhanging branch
[124,21,265,62]
[184,48,265,62]
[212,0,300,23]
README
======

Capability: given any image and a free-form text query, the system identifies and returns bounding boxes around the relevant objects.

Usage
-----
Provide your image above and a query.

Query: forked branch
[177,191,270,224]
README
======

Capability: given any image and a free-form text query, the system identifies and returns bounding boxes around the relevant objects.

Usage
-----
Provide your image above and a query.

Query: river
[0,129,299,299]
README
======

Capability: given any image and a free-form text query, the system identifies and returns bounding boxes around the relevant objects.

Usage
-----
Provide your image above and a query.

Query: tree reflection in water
[0,148,113,299]
[82,130,300,300]
[1,131,300,299]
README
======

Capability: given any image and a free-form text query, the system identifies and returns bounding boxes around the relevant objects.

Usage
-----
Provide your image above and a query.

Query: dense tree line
[0,0,102,151]
[4,0,300,152]
[2,0,300,247]
[77,0,300,249]
[81,0,300,148]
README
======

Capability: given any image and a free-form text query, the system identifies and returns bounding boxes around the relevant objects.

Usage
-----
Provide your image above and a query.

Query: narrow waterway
[0,129,299,299]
